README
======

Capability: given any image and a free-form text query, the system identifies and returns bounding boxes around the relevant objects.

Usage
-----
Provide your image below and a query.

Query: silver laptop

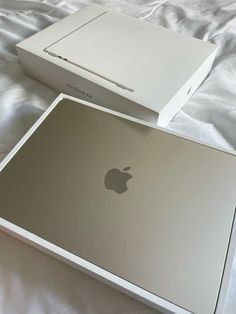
[0,95,235,314]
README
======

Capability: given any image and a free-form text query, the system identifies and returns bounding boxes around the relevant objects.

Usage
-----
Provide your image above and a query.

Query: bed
[0,0,236,313]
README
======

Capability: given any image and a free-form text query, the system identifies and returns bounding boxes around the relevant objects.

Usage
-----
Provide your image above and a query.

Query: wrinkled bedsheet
[0,0,236,313]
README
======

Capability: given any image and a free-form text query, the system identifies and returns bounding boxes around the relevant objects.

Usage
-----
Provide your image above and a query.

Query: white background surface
[0,0,236,313]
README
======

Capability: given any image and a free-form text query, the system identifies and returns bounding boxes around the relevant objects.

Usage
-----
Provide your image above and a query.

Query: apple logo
[104,166,132,194]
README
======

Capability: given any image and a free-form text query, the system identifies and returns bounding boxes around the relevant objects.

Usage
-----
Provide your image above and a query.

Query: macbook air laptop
[0,94,235,314]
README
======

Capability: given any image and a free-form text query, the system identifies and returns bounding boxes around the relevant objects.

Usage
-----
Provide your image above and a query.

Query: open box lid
[16,5,218,126]
[44,10,217,113]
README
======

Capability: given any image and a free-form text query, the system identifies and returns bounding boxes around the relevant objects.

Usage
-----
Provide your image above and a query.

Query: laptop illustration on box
[14,4,217,126]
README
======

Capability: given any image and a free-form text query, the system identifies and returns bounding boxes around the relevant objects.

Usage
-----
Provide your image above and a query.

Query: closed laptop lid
[0,97,235,314]
[45,11,216,111]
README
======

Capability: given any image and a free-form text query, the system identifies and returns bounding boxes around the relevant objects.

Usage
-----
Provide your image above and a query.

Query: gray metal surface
[0,98,236,314]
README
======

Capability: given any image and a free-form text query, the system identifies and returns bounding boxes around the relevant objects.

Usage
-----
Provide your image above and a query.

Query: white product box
[16,4,218,126]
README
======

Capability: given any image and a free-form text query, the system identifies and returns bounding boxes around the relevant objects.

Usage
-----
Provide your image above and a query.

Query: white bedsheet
[0,0,236,313]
